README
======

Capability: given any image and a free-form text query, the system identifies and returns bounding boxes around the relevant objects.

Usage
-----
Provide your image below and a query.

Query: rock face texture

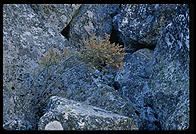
[29,4,81,33]
[114,4,189,130]
[148,4,190,130]
[3,4,70,130]
[68,4,120,47]
[38,96,138,130]
[113,4,183,52]
[115,48,160,130]
[3,4,190,130]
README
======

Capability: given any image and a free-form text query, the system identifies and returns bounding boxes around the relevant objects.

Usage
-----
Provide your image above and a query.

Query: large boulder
[115,48,161,130]
[148,4,189,130]
[115,48,154,105]
[68,4,120,47]
[38,96,138,130]
[29,4,81,32]
[113,4,182,52]
[25,55,138,129]
[3,4,70,130]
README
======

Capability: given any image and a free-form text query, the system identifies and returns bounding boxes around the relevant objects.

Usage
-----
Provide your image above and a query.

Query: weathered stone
[113,4,183,52]
[3,4,70,93]
[38,96,138,130]
[3,4,189,131]
[45,121,63,130]
[115,48,161,130]
[3,4,70,130]
[68,4,120,47]
[19,47,139,130]
[29,4,81,32]
[27,50,138,124]
[3,86,33,130]
[115,48,154,105]
[148,4,189,130]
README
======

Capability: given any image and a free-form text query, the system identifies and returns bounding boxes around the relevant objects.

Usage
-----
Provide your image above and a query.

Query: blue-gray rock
[17,44,139,130]
[115,48,161,130]
[113,4,183,52]
[29,4,81,32]
[3,86,33,130]
[68,4,120,47]
[115,48,154,105]
[148,4,189,130]
[3,4,70,130]
[26,53,138,129]
[38,96,138,130]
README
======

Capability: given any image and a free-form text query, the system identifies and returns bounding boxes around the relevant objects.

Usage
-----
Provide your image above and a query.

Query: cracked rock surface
[3,4,189,130]
[38,96,138,130]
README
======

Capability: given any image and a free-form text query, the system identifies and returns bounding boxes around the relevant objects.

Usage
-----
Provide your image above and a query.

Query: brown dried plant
[79,33,126,71]
[39,48,61,67]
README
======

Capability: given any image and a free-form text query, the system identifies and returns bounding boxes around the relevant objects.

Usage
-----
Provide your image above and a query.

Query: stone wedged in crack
[38,96,138,130]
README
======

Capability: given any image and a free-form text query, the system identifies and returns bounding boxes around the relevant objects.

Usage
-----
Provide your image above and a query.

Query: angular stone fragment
[38,96,138,130]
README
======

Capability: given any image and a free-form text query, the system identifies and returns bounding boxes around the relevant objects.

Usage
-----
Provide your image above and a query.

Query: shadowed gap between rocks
[109,25,124,48]
[61,23,70,40]
[61,5,83,41]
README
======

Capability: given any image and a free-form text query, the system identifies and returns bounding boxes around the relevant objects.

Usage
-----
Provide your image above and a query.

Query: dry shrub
[39,47,74,68]
[39,33,126,72]
[39,48,61,67]
[79,33,126,71]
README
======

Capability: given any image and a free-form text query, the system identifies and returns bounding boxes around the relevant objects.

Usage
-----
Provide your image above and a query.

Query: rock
[3,4,189,131]
[68,4,120,47]
[148,4,189,130]
[3,86,33,130]
[3,4,70,130]
[21,48,139,130]
[82,85,137,119]
[3,4,70,93]
[45,121,64,130]
[29,4,81,32]
[37,66,138,121]
[26,47,138,123]
[115,48,161,130]
[38,96,138,130]
[115,48,154,105]
[113,4,181,52]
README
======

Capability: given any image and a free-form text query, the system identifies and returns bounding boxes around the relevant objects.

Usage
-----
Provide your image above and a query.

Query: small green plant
[79,33,126,72]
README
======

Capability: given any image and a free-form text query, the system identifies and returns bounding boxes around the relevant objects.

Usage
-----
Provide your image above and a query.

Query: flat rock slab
[38,96,138,130]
